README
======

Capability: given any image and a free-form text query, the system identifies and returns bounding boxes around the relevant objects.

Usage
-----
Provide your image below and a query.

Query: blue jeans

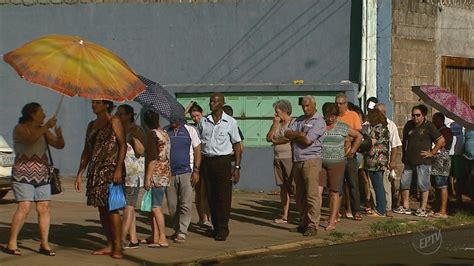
[368,171,386,215]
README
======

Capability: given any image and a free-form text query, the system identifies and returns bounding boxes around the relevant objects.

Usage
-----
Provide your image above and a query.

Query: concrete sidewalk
[0,178,432,265]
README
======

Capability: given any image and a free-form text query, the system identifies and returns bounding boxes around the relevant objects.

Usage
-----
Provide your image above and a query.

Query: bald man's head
[209,92,225,113]
[375,103,387,115]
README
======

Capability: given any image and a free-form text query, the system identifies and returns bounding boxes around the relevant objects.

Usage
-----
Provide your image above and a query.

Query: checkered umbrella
[134,75,184,120]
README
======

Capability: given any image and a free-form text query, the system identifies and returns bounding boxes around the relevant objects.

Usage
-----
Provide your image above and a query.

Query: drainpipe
[366,0,378,103]
[358,0,367,100]
[359,0,378,113]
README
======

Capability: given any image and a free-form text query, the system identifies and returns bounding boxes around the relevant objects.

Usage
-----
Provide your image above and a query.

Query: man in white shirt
[375,103,402,216]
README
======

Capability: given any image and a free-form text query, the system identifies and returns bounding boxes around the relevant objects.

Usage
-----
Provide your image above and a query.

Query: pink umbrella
[412,85,474,130]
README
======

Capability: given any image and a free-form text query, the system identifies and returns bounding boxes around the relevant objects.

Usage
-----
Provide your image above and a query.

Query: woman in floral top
[144,110,171,248]
[364,108,390,217]
[116,104,145,248]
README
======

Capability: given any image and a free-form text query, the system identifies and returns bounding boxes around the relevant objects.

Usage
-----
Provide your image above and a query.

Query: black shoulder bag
[45,136,62,195]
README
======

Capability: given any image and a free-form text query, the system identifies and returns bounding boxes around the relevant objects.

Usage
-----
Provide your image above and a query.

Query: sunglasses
[412,113,422,117]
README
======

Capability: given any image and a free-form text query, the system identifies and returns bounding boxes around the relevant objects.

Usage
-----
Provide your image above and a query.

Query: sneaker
[302,226,317,237]
[203,221,213,229]
[415,208,428,217]
[393,206,412,215]
[124,241,139,249]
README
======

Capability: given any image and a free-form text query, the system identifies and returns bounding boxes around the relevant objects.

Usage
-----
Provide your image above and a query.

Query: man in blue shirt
[197,92,242,241]
[285,95,325,236]
[165,112,201,243]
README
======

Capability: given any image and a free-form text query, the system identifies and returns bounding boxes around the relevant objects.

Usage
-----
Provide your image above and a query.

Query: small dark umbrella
[135,75,185,120]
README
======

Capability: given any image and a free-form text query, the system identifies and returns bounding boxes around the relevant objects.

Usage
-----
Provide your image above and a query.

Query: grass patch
[326,231,357,243]
[369,219,407,236]
[369,212,474,237]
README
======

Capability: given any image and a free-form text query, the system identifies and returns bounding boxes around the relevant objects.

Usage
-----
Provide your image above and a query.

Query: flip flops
[91,249,111,255]
[353,212,363,221]
[139,238,153,245]
[39,247,56,256]
[3,247,21,256]
[273,218,288,224]
[148,243,169,248]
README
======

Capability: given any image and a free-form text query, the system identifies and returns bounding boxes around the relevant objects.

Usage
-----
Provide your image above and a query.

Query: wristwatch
[234,165,241,169]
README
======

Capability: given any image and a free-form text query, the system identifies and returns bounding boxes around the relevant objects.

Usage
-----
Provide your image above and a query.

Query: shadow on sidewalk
[0,221,106,252]
[230,200,299,230]
[0,220,171,265]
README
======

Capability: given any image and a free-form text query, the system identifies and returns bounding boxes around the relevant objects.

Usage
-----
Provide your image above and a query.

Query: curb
[180,238,329,265]
[178,222,474,265]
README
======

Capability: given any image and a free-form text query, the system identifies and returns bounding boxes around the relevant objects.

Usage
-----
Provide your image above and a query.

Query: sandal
[91,248,112,255]
[274,218,288,224]
[433,213,448,218]
[3,247,21,256]
[353,212,363,221]
[111,251,123,259]
[139,238,154,245]
[325,224,336,231]
[39,247,56,256]
[345,212,354,219]
[148,242,169,248]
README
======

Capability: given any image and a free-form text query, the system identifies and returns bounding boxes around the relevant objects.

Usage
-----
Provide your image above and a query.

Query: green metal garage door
[177,92,337,147]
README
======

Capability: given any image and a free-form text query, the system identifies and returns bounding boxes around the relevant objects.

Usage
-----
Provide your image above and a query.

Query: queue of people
[3,92,474,258]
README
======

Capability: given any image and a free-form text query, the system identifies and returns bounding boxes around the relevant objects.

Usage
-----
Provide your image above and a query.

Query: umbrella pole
[54,95,64,117]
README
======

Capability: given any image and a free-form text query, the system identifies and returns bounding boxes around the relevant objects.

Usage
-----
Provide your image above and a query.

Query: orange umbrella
[3,34,145,103]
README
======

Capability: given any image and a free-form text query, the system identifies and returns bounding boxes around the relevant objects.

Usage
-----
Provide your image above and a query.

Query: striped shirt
[321,121,349,164]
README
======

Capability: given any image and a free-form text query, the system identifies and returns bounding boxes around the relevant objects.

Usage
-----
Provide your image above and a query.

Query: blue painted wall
[0,0,359,191]
[376,0,393,118]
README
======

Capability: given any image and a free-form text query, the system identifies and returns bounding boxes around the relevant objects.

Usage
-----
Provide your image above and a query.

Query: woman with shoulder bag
[5,102,65,256]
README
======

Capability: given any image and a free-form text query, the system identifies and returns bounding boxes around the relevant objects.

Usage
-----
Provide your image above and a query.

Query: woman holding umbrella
[75,100,127,259]
[5,102,64,256]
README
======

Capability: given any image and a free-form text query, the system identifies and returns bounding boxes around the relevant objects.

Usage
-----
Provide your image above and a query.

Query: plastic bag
[140,189,152,212]
[108,183,126,211]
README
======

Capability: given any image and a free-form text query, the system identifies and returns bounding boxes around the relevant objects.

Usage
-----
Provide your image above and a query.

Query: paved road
[225,225,474,265]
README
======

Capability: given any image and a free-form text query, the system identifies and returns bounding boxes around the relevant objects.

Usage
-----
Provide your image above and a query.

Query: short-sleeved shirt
[272,119,293,160]
[288,112,326,162]
[124,128,145,187]
[124,142,145,187]
[387,118,402,149]
[148,128,171,187]
[402,119,442,166]
[166,124,201,175]
[198,112,241,157]
[364,123,390,171]
[338,110,362,130]
[321,121,349,164]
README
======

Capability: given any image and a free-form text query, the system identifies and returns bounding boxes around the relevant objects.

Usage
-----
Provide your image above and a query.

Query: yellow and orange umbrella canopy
[3,34,145,102]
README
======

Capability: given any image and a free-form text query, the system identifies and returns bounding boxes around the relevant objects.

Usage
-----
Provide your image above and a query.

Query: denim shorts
[125,186,140,207]
[12,182,51,202]
[401,164,431,192]
[432,175,448,189]
[151,186,167,208]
